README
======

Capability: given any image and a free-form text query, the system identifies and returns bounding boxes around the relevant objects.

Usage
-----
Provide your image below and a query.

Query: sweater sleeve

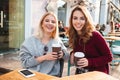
[59,39,69,61]
[88,32,113,67]
[19,37,40,68]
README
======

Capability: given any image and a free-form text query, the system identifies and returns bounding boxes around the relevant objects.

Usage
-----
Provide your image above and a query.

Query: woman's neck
[77,31,82,35]
[42,33,51,45]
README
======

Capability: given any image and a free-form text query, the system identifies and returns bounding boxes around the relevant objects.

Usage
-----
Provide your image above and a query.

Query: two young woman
[19,5,112,76]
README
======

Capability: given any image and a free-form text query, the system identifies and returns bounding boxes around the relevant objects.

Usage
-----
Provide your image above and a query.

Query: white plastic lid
[52,43,61,47]
[74,52,85,58]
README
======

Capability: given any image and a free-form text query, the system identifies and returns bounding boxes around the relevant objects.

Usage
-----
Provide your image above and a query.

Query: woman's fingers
[77,58,88,67]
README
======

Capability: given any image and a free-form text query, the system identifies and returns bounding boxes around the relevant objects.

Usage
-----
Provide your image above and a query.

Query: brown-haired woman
[68,6,112,74]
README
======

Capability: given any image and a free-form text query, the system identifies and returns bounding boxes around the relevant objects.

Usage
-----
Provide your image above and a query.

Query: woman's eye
[51,20,56,23]
[44,19,56,24]
[45,19,49,22]
[80,17,85,20]
[73,17,78,20]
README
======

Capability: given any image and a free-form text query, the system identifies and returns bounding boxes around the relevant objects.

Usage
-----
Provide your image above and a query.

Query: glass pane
[0,0,25,53]
[0,0,9,52]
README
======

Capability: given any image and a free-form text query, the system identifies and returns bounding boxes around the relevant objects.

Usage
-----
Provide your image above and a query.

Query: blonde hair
[68,6,95,48]
[33,12,59,40]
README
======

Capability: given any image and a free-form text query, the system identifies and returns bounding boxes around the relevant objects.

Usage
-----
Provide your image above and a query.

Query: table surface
[52,71,118,80]
[0,69,118,80]
[108,33,120,36]
[0,69,58,80]
[104,36,120,41]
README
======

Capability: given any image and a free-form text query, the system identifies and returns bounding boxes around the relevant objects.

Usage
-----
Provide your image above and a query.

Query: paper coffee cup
[74,52,85,67]
[52,43,61,52]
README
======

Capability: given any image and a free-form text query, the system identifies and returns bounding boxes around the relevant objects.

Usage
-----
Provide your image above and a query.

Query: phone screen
[19,69,35,77]
[20,70,33,76]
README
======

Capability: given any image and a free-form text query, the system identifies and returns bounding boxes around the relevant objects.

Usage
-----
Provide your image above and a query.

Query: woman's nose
[48,21,53,24]
[76,19,81,24]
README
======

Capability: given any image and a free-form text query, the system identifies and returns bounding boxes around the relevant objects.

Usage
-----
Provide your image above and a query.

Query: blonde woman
[68,6,112,74]
[19,12,69,77]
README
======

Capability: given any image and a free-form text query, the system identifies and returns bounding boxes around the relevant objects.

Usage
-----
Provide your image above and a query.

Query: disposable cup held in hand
[52,43,61,53]
[52,43,61,59]
[74,52,85,68]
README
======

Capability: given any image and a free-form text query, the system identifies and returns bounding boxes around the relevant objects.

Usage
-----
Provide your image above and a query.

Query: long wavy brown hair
[68,6,95,48]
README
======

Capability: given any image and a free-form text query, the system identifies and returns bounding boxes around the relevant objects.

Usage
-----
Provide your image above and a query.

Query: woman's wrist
[42,55,47,61]
[35,55,46,62]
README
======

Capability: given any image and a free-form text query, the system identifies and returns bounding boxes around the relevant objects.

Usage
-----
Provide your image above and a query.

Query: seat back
[110,40,120,66]
[67,51,73,76]
[58,58,64,77]
[67,59,71,76]
[112,40,120,46]
[111,40,120,55]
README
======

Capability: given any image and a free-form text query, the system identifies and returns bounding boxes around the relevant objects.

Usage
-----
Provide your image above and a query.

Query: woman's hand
[44,52,58,60]
[77,58,88,68]
[35,52,58,62]
[70,52,74,65]
[58,51,64,59]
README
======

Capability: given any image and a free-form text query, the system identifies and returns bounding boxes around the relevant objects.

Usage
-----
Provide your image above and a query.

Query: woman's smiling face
[42,14,56,33]
[72,10,86,33]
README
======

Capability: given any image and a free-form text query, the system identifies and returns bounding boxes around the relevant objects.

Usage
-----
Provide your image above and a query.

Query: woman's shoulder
[22,36,37,44]
[92,31,102,37]
[91,31,104,41]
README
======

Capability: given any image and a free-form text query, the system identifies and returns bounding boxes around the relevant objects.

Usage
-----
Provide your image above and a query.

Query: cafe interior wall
[62,0,101,26]
[32,0,58,34]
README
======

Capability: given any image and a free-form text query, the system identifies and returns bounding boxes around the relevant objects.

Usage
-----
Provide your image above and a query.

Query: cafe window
[0,0,25,53]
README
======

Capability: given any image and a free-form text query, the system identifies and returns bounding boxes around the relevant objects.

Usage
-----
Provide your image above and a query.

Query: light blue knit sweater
[19,36,69,76]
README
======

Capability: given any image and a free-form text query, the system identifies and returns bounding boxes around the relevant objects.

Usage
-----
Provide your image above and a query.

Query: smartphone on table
[18,69,35,78]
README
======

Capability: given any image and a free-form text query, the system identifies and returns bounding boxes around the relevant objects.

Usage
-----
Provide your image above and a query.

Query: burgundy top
[74,31,113,74]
